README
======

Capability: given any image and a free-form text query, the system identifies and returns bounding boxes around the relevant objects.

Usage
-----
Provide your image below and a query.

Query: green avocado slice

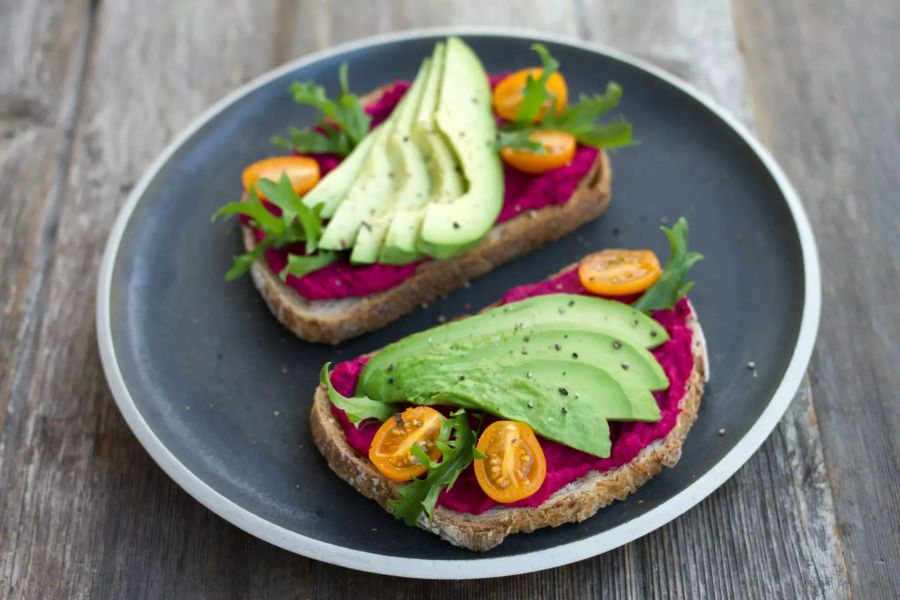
[317,123,393,251]
[381,41,465,264]
[362,358,659,458]
[318,56,430,252]
[362,326,669,396]
[416,36,503,259]
[301,130,377,219]
[350,58,432,264]
[360,294,668,390]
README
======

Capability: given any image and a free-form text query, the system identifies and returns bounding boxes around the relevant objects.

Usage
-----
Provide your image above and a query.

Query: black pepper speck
[558,387,569,396]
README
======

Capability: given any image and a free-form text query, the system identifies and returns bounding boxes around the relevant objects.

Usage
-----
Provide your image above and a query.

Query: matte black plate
[98,30,819,578]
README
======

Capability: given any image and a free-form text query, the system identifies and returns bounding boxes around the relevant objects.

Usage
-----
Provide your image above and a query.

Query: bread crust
[241,85,613,344]
[310,299,707,551]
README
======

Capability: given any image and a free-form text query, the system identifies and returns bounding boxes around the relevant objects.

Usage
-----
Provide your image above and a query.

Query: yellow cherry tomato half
[492,68,569,122]
[500,130,577,175]
[578,249,662,296]
[369,406,445,482]
[241,156,320,198]
[474,420,547,503]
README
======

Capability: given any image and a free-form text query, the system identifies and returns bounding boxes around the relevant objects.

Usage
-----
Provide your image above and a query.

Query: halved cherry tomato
[369,406,445,482]
[500,130,577,175]
[578,249,662,296]
[473,421,546,503]
[241,156,320,198]
[492,68,568,122]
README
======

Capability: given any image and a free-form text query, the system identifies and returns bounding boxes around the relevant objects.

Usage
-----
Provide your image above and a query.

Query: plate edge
[95,25,822,580]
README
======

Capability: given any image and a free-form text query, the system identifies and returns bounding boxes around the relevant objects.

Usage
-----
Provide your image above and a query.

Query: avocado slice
[317,123,393,251]
[363,326,669,395]
[363,359,659,458]
[355,293,670,458]
[350,58,433,264]
[301,130,377,218]
[360,294,668,388]
[416,37,503,259]
[381,42,465,264]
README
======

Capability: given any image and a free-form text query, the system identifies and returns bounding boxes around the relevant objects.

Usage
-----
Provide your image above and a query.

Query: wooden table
[1,1,897,598]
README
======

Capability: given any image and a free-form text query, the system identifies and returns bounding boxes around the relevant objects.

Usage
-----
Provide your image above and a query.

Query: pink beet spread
[328,268,696,515]
[254,79,599,300]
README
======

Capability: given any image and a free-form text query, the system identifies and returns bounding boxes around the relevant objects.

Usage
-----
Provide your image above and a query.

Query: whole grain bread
[242,85,613,344]
[309,290,708,551]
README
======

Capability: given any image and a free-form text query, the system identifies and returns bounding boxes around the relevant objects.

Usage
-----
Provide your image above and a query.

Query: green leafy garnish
[633,217,703,312]
[273,63,371,156]
[281,252,338,281]
[515,44,561,122]
[496,129,545,153]
[498,45,633,151]
[212,173,334,281]
[320,363,395,425]
[389,410,482,525]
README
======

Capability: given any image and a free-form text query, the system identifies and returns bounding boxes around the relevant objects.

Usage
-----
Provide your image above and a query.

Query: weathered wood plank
[734,1,900,597]
[0,1,323,598]
[0,0,92,427]
[0,2,95,594]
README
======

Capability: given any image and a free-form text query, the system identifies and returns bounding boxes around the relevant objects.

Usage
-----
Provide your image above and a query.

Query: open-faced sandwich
[213,37,633,343]
[312,218,706,550]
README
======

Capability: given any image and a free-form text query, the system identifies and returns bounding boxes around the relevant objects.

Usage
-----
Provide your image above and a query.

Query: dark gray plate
[97,29,820,578]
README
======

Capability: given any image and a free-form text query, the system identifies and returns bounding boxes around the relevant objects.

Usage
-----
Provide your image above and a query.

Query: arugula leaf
[212,187,285,235]
[272,124,352,156]
[544,83,623,129]
[280,251,338,281]
[224,237,274,281]
[276,64,371,156]
[389,410,482,526]
[255,174,325,254]
[320,363,395,425]
[496,129,545,153]
[498,45,634,151]
[562,115,633,148]
[633,217,703,312]
[516,43,561,122]
[213,176,335,281]
[336,63,371,146]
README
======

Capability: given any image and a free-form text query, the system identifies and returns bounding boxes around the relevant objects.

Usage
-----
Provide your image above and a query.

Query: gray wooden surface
[0,1,896,598]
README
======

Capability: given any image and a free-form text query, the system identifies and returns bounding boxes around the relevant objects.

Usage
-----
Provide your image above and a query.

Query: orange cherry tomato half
[578,249,662,296]
[369,406,446,482]
[500,130,577,175]
[241,156,320,198]
[492,68,568,122]
[474,421,546,503]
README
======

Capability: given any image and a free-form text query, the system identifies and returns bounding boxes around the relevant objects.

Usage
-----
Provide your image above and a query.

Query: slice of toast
[242,85,613,344]
[309,283,708,551]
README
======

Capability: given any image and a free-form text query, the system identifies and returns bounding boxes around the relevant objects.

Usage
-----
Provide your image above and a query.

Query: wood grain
[0,0,93,428]
[0,0,890,597]
[735,0,900,597]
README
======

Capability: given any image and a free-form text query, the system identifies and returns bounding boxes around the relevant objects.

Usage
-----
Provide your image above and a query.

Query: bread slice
[242,85,613,345]
[310,286,708,551]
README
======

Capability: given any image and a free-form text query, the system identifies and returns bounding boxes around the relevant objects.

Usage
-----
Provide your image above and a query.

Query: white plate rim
[96,26,821,580]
